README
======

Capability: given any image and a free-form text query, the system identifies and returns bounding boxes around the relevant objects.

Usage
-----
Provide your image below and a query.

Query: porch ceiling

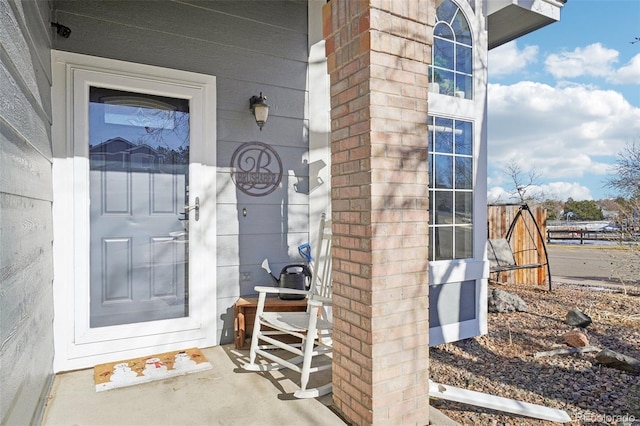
[487,0,567,50]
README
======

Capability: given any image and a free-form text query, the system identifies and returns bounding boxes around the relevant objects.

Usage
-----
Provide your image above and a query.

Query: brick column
[323,1,433,424]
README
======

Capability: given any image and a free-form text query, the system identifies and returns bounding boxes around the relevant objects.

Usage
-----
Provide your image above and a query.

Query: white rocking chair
[243,213,333,398]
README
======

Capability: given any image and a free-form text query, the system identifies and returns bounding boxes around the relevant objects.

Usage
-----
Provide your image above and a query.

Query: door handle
[184,196,200,221]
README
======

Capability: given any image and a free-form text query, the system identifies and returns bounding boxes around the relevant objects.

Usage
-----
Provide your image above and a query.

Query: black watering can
[261,259,311,300]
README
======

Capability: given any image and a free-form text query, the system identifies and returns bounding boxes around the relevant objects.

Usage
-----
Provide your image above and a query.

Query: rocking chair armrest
[310,295,332,305]
[253,286,310,297]
[308,299,323,308]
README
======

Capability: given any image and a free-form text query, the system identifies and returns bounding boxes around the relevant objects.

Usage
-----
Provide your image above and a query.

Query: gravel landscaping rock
[596,348,640,374]
[566,308,593,328]
[430,283,640,425]
[488,288,528,313]
[563,330,589,348]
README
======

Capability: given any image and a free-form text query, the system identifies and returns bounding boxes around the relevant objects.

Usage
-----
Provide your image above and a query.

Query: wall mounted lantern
[249,93,269,130]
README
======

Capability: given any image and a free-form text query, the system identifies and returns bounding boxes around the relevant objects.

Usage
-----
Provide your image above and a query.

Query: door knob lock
[184,196,200,221]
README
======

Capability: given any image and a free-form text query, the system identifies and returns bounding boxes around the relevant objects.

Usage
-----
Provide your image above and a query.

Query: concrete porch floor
[42,344,459,426]
[42,345,346,426]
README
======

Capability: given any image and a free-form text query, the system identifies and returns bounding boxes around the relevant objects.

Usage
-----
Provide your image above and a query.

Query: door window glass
[89,87,190,327]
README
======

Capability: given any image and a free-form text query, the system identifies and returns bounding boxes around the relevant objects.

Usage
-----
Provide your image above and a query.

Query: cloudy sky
[487,0,640,203]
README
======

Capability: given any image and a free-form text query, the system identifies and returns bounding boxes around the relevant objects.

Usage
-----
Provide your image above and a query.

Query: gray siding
[0,0,55,424]
[52,0,311,343]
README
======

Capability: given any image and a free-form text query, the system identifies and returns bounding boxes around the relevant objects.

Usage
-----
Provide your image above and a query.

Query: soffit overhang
[487,0,567,50]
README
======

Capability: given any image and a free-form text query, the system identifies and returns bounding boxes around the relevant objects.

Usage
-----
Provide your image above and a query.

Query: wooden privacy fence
[488,204,549,287]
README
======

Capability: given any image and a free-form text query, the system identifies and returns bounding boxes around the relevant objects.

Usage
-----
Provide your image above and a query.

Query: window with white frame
[427,0,487,346]
[429,0,473,99]
[428,0,475,262]
[428,116,473,261]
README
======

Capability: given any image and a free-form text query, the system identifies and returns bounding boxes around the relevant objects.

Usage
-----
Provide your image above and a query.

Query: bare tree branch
[605,142,640,199]
[503,161,544,203]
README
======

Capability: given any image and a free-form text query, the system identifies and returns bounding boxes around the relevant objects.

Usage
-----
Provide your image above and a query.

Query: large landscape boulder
[595,348,640,374]
[488,288,527,313]
[566,308,592,328]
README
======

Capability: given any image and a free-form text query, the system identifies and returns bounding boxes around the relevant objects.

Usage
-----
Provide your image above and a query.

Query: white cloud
[545,43,618,79]
[487,182,593,204]
[488,41,538,77]
[487,186,510,204]
[488,81,640,198]
[538,182,593,200]
[608,53,640,85]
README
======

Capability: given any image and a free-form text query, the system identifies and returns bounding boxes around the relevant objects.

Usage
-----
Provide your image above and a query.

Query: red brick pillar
[323,1,433,424]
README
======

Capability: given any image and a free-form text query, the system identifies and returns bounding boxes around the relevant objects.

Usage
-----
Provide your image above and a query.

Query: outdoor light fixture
[249,93,269,130]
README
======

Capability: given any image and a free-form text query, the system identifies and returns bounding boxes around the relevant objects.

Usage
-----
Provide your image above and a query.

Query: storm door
[51,51,217,371]
[88,87,190,328]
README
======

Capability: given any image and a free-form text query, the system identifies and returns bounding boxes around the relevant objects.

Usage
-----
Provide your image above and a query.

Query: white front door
[52,51,217,372]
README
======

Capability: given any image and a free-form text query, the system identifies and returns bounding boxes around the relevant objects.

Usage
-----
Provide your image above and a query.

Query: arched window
[428,0,476,262]
[429,0,473,99]
[426,0,488,346]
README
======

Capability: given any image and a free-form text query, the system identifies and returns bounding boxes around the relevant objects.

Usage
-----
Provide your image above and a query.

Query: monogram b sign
[230,141,283,196]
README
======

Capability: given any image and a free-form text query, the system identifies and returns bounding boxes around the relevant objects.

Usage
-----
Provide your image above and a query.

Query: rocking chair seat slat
[261,312,333,333]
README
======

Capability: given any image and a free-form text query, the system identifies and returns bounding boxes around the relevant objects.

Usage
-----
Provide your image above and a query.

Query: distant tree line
[562,198,604,221]
[536,199,604,221]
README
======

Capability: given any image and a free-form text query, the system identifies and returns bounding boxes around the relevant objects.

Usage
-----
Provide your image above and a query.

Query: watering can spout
[261,258,280,285]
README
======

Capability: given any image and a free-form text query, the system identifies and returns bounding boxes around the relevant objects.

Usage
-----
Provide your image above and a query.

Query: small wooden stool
[233,296,308,349]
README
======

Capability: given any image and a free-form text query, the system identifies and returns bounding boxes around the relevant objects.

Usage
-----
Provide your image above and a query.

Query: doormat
[94,347,212,392]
